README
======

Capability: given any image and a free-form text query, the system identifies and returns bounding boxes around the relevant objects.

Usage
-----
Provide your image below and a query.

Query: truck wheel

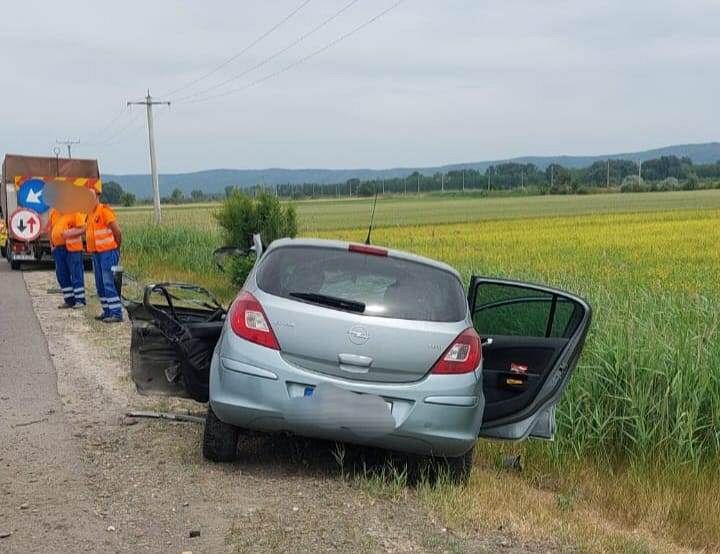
[8,250,20,270]
[202,405,239,463]
[0,244,6,259]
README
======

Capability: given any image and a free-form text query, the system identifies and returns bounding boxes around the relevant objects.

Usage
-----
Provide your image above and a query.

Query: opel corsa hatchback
[127,238,591,480]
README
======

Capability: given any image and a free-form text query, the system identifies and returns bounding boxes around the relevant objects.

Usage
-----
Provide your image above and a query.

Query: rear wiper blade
[289,292,365,313]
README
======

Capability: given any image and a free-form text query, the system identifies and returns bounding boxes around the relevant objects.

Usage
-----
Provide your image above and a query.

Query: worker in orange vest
[84,190,123,322]
[48,208,87,308]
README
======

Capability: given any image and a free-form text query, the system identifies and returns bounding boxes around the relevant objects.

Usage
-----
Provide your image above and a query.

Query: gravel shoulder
[1,268,553,553]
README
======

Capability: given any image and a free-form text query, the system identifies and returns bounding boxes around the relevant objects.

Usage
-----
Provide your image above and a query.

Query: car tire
[202,405,239,463]
[440,445,475,484]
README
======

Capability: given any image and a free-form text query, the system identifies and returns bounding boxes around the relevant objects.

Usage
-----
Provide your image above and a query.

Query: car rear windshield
[255,245,467,322]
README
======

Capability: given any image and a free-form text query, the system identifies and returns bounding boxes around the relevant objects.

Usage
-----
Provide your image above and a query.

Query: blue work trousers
[53,247,85,306]
[52,246,74,306]
[93,249,122,319]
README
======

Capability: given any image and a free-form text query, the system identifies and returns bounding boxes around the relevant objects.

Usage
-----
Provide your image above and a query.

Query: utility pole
[462,170,465,192]
[638,159,642,182]
[551,164,554,188]
[521,170,525,191]
[56,139,80,159]
[382,179,385,195]
[417,173,420,194]
[607,159,610,188]
[128,90,170,225]
[487,167,492,191]
[441,174,445,193]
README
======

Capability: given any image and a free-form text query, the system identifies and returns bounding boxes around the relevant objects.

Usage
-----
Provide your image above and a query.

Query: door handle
[481,337,494,347]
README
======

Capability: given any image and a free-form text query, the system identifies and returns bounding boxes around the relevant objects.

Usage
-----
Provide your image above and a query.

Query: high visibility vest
[65,234,83,252]
[87,204,118,253]
[49,210,85,252]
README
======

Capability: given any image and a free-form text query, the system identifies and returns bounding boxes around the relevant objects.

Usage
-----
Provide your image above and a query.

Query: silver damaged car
[127,238,591,479]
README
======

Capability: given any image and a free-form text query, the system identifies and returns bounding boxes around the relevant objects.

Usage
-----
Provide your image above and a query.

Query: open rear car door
[470,277,592,440]
[126,283,226,402]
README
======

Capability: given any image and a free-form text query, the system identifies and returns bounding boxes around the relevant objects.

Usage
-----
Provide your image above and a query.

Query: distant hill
[103,142,720,198]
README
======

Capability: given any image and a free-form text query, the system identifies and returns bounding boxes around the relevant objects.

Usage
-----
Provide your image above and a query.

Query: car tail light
[431,328,482,374]
[349,243,388,256]
[228,291,280,350]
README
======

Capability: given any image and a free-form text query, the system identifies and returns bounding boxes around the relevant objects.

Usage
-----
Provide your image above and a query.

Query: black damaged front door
[126,283,226,403]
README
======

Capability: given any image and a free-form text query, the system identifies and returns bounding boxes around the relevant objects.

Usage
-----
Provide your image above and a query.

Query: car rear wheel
[202,405,239,463]
[439,445,475,484]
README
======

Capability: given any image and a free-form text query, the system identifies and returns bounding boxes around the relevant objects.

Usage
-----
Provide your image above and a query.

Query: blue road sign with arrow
[18,178,49,214]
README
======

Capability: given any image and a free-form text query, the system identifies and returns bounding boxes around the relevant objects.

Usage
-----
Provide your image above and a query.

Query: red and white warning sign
[9,207,41,241]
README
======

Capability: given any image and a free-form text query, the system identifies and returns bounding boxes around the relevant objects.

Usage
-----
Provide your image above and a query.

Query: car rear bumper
[209,335,484,458]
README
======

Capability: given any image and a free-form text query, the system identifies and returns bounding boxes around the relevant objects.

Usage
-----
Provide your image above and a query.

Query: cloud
[1,0,718,173]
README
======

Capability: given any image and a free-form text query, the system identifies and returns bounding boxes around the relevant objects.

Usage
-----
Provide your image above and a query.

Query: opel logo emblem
[347,325,369,345]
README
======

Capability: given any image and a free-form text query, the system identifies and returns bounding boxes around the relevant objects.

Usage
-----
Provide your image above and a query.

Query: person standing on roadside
[84,190,123,323]
[48,208,87,309]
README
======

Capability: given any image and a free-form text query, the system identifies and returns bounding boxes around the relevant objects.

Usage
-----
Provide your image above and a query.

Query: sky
[1,0,718,174]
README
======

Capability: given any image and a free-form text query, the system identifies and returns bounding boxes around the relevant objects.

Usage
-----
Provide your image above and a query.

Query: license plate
[303,386,392,411]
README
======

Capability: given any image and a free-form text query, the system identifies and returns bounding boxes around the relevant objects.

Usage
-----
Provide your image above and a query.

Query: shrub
[121,192,136,207]
[658,177,679,191]
[620,175,649,193]
[214,191,297,285]
[683,172,700,190]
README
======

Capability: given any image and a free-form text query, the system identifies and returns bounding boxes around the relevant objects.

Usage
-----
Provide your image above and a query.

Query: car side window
[472,282,580,338]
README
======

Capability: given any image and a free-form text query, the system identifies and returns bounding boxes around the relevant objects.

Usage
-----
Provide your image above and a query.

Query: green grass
[118,188,720,232]
[117,189,720,550]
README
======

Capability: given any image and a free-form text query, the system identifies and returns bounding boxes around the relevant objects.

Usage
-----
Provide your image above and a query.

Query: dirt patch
[19,270,550,553]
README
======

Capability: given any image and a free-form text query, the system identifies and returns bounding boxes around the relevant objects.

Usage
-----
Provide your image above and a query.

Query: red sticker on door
[510,363,529,374]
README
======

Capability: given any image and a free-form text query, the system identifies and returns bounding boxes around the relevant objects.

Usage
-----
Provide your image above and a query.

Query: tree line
[107,155,720,205]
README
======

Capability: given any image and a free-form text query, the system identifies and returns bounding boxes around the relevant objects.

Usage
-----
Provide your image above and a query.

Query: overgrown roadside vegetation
[117,191,720,551]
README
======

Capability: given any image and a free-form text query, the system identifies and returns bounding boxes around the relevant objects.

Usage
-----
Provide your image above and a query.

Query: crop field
[119,188,720,232]
[118,190,720,549]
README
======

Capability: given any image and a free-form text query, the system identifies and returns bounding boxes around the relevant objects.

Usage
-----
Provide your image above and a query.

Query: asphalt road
[0,263,111,552]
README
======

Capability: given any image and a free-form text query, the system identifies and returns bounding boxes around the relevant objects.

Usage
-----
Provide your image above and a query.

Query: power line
[89,109,144,147]
[93,115,147,149]
[161,0,314,99]
[181,0,407,106]
[172,0,362,104]
[56,138,80,158]
[84,104,129,144]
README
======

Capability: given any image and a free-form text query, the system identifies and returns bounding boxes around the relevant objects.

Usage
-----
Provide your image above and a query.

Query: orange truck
[1,154,102,270]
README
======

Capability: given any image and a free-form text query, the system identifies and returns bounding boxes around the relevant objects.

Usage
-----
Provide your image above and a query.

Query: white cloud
[0,0,718,173]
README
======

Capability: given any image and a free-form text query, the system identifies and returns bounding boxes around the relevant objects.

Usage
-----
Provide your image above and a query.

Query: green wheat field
[118,189,720,550]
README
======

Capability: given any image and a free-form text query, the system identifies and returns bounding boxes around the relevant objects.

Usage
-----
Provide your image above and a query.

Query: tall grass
[119,198,720,547]
[558,289,720,469]
[326,209,720,471]
[123,224,220,276]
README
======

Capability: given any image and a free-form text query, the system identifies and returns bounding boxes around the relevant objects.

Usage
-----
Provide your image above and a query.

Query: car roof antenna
[364,187,379,245]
